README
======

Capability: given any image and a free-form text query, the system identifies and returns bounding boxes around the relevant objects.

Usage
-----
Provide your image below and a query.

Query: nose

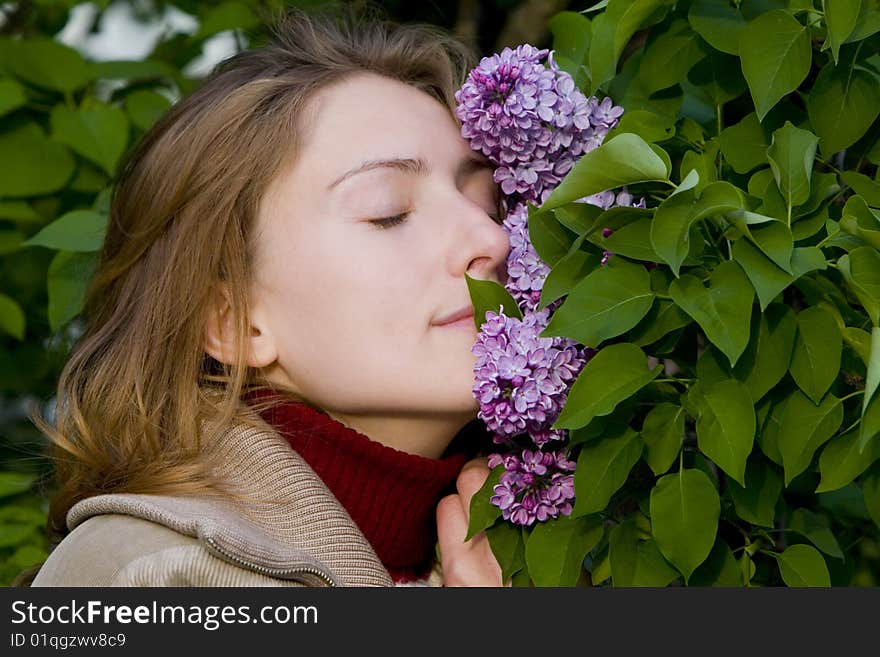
[449,198,511,285]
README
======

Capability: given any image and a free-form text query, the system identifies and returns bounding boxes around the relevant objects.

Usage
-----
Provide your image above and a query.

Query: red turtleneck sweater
[252,395,488,583]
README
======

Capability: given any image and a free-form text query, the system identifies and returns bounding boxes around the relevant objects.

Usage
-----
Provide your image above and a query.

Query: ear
[203,285,277,369]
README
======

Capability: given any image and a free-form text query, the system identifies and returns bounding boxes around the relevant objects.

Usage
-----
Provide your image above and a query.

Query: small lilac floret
[488,447,577,526]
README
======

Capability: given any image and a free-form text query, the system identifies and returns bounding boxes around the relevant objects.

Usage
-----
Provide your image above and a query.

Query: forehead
[298,73,466,176]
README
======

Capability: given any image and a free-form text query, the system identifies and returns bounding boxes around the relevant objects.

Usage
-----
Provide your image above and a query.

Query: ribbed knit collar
[250,393,477,583]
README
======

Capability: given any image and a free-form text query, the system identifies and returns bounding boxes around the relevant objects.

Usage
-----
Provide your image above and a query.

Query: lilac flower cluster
[454,45,623,205]
[472,307,589,444]
[488,450,576,526]
[457,43,633,526]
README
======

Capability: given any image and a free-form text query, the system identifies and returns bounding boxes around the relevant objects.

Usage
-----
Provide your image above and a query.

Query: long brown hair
[37,4,476,540]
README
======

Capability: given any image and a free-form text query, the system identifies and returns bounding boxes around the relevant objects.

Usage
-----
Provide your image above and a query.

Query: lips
[432,305,475,327]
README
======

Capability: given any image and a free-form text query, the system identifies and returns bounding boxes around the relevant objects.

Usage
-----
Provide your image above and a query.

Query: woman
[30,6,509,587]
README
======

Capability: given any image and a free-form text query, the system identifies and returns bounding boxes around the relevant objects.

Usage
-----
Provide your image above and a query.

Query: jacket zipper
[204,537,337,587]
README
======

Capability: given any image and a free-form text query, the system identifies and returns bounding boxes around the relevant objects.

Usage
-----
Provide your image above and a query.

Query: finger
[454,459,491,523]
[436,493,469,552]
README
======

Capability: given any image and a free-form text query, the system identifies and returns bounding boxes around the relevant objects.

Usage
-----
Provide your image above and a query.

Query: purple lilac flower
[455,45,621,205]
[487,449,577,526]
[472,307,589,443]
[501,204,550,313]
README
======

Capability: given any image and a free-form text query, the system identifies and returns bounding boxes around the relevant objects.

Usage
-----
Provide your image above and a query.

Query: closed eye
[368,212,409,229]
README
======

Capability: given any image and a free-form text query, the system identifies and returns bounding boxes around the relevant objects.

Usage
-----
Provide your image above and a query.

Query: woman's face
[250,73,510,455]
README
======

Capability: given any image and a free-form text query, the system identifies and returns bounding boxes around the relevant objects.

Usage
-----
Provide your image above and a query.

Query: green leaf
[818,428,880,492]
[525,514,603,587]
[485,523,526,584]
[4,38,93,93]
[24,210,107,252]
[0,77,25,118]
[788,508,844,559]
[843,326,872,367]
[860,327,880,452]
[0,472,36,498]
[598,217,662,262]
[772,544,831,587]
[554,343,662,430]
[688,52,747,106]
[642,403,685,476]
[554,202,604,234]
[0,294,25,340]
[543,134,670,209]
[540,245,599,310]
[777,391,844,485]
[629,299,693,348]
[840,197,880,250]
[589,0,674,90]
[50,103,130,176]
[548,11,592,88]
[679,142,719,193]
[125,90,172,132]
[542,257,654,347]
[846,0,880,41]
[528,205,576,266]
[695,379,756,486]
[718,112,769,174]
[609,518,679,587]
[766,121,819,211]
[465,466,502,541]
[0,201,41,224]
[748,168,788,221]
[633,19,707,95]
[194,1,260,40]
[759,395,786,466]
[838,246,880,326]
[466,274,523,329]
[807,59,880,157]
[747,221,795,274]
[865,326,880,411]
[789,306,842,404]
[732,304,797,402]
[688,0,748,55]
[91,59,177,82]
[689,538,742,586]
[840,172,880,207]
[47,251,98,332]
[739,10,812,121]
[604,109,675,143]
[669,260,754,367]
[650,468,720,582]
[573,426,643,516]
[729,458,783,527]
[732,242,826,310]
[795,172,841,220]
[824,0,861,64]
[651,181,744,275]
[0,122,75,197]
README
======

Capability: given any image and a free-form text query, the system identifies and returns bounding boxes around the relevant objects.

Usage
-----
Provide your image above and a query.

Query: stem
[840,390,866,403]
[654,378,696,385]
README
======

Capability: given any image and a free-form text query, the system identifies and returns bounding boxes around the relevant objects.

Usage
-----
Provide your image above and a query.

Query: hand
[436,457,507,587]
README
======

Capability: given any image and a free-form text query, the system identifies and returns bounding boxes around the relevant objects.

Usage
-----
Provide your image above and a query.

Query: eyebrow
[327,154,494,190]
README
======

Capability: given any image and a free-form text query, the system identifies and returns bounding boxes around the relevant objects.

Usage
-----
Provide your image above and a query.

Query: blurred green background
[0,0,593,585]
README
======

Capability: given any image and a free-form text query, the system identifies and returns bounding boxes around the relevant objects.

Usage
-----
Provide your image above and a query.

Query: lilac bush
[456,43,635,526]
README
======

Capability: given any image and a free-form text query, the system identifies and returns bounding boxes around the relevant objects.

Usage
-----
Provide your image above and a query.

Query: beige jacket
[32,421,438,587]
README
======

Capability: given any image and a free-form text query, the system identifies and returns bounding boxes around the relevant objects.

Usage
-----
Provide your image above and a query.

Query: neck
[323,410,478,459]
